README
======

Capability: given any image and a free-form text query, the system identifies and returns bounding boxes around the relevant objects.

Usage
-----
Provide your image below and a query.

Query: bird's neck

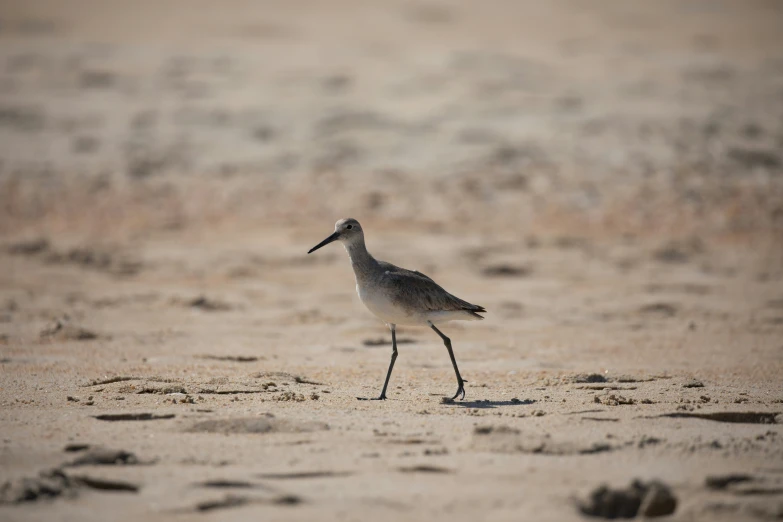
[344,238,378,280]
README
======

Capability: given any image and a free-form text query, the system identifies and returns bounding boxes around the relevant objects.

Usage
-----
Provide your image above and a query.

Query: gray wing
[378,263,485,314]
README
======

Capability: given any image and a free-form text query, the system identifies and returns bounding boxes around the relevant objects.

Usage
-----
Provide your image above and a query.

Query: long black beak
[308,231,340,254]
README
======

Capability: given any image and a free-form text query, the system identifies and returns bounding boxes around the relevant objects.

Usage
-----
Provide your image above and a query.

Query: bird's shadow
[443,399,536,409]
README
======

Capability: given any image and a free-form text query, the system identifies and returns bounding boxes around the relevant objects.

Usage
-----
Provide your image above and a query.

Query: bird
[307,218,486,401]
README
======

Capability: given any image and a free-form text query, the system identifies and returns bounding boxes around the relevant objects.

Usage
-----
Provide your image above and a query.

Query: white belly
[357,283,417,326]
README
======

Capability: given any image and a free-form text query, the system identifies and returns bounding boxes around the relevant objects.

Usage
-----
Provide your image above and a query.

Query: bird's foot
[448,380,467,402]
[357,394,387,401]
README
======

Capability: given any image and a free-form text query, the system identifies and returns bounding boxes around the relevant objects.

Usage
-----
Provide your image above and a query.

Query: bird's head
[307,218,364,253]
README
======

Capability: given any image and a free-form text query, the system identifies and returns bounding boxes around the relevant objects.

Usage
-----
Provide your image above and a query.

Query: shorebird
[307,218,485,401]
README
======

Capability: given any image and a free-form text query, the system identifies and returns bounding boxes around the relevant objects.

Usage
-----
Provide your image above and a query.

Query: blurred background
[1,0,782,245]
[1,5,782,519]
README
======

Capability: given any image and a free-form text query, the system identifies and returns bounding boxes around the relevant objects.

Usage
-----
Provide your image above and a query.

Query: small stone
[578,479,677,518]
[639,481,678,517]
[574,373,607,383]
[683,379,704,388]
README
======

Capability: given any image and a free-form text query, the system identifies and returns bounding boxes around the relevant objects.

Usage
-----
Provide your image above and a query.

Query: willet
[308,218,486,401]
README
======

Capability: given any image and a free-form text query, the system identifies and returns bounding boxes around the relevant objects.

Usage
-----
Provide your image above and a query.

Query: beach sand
[1,1,782,520]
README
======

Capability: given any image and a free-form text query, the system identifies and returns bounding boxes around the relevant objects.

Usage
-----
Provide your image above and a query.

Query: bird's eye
[346,225,353,230]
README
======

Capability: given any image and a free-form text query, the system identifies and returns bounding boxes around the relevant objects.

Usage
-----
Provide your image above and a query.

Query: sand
[1,1,782,520]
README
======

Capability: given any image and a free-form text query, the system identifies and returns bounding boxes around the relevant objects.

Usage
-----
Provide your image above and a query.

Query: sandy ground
[1,1,783,521]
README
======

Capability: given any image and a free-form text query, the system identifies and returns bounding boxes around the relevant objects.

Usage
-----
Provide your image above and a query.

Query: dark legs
[358,324,398,400]
[359,323,466,401]
[376,325,398,400]
[429,322,467,401]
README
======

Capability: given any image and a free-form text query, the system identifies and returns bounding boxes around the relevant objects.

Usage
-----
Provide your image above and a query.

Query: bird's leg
[376,324,398,400]
[358,324,398,401]
[429,323,466,401]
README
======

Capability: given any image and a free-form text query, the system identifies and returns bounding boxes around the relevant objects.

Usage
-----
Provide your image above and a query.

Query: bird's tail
[463,304,486,320]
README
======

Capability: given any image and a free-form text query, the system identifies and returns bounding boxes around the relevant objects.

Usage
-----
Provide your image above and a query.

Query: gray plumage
[307,217,484,400]
[373,261,486,318]
[334,218,485,326]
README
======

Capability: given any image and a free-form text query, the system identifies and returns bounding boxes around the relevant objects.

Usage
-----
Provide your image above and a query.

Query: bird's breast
[356,280,413,325]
